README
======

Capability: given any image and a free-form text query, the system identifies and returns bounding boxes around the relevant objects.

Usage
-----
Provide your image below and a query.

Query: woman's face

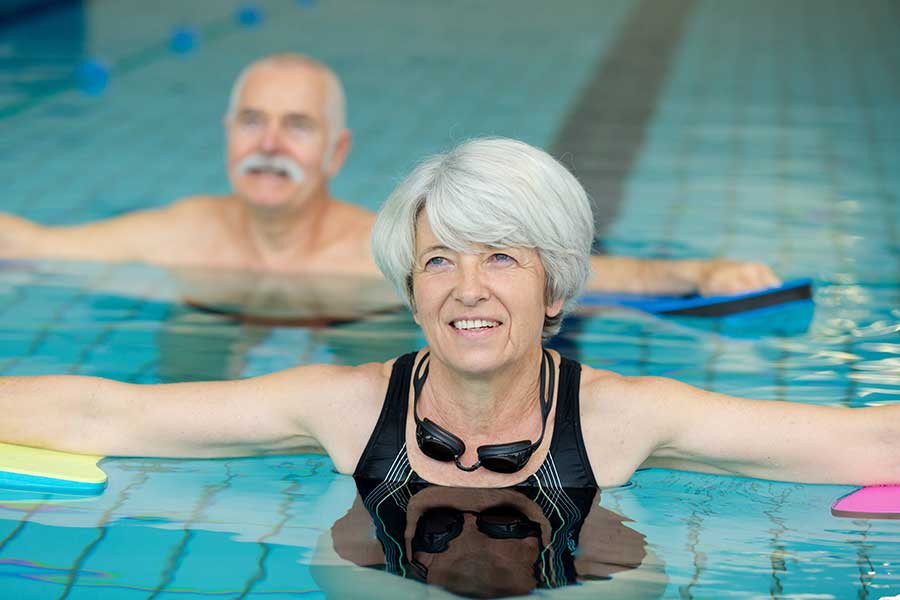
[411,212,562,375]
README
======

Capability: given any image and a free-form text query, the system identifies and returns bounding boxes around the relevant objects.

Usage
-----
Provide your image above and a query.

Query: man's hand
[587,255,782,296]
[0,213,42,257]
[696,259,781,296]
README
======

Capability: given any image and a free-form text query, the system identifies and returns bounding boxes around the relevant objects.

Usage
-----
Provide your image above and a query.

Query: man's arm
[599,375,900,486]
[0,362,384,471]
[588,255,781,296]
[0,206,184,263]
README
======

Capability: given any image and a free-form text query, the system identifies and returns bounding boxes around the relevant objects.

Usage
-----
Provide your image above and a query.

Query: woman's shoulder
[577,363,627,391]
[576,364,665,409]
[295,357,402,389]
[255,357,405,407]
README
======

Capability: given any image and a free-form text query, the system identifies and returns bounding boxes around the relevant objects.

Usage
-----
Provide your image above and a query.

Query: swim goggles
[412,349,555,473]
[411,505,543,554]
[408,505,545,585]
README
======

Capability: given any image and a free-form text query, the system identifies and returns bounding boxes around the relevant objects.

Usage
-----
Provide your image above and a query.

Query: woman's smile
[449,318,502,335]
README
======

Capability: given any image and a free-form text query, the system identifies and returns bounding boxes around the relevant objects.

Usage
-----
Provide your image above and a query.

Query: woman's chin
[437,347,514,377]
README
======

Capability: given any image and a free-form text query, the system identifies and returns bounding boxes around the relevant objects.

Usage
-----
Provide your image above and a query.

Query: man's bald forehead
[226,53,346,132]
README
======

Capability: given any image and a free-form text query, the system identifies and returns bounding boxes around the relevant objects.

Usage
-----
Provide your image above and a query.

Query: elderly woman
[0,138,897,493]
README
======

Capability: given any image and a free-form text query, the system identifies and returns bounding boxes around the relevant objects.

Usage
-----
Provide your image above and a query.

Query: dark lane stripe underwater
[550,0,696,238]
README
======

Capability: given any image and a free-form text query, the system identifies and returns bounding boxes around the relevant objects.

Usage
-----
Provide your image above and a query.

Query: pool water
[1,0,899,598]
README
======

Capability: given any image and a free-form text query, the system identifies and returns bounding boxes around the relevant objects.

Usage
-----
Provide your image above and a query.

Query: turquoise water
[1,0,899,598]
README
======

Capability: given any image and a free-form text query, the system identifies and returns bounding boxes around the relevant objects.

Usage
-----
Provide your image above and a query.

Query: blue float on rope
[236,4,264,26]
[75,59,110,95]
[169,26,199,54]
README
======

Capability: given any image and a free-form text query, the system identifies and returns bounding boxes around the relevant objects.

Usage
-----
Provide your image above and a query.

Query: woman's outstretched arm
[582,371,900,486]
[0,361,388,469]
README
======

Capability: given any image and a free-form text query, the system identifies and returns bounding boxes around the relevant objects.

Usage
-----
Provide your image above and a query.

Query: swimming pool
[1,0,899,598]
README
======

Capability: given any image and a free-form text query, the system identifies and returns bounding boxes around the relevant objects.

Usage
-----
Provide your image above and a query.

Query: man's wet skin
[171,267,398,325]
[0,52,781,319]
[0,55,387,322]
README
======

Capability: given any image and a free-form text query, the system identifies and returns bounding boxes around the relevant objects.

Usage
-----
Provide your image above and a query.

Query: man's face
[225,63,346,211]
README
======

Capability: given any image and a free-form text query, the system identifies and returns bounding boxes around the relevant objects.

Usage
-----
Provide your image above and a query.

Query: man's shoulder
[166,195,232,218]
[331,199,375,227]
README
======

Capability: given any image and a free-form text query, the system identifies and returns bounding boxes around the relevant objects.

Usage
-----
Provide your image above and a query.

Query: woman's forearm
[0,375,134,455]
[0,371,325,459]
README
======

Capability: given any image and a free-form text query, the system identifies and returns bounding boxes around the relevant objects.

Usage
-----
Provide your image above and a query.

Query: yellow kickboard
[0,442,107,494]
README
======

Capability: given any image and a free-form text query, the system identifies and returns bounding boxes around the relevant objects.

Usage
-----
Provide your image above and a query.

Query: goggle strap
[413,351,430,396]
[412,349,557,473]
[530,349,554,449]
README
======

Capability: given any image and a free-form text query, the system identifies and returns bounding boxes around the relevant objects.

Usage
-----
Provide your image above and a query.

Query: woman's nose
[454,261,489,305]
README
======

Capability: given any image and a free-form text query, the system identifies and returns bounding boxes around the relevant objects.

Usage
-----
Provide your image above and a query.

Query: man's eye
[284,117,313,132]
[237,113,264,127]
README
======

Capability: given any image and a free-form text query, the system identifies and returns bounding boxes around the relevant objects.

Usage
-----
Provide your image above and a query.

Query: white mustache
[236,154,305,183]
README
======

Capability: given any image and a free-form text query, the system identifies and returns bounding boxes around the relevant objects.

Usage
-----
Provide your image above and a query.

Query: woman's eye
[425,256,447,268]
[490,253,515,264]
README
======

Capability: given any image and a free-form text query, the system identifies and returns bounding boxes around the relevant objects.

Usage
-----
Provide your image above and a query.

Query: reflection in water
[156,266,414,381]
[155,306,421,381]
[327,480,660,598]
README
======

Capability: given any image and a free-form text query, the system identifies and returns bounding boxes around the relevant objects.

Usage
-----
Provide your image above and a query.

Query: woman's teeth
[452,319,499,330]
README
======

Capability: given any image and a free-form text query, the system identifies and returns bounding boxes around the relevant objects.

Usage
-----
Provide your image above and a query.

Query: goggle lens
[477,441,534,473]
[417,418,466,462]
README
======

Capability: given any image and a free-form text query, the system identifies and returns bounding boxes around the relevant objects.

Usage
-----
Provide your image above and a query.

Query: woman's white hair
[372,137,594,338]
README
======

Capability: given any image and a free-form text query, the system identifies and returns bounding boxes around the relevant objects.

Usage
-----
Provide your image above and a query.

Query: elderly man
[0,53,778,297]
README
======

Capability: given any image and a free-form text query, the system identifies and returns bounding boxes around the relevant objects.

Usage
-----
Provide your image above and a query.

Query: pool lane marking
[234,476,304,600]
[56,470,152,600]
[146,464,238,599]
[549,0,696,240]
[0,262,119,375]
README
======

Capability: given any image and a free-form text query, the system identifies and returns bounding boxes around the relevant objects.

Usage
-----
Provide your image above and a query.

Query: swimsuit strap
[540,355,597,489]
[353,352,417,479]
[354,351,597,489]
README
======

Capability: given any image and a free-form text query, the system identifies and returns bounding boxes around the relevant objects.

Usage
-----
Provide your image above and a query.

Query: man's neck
[236,190,333,268]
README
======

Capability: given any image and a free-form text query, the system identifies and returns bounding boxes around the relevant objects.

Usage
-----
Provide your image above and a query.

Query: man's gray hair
[225,53,347,137]
[372,137,594,338]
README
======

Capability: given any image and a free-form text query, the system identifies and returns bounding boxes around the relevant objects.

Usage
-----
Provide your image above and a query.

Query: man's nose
[258,123,283,153]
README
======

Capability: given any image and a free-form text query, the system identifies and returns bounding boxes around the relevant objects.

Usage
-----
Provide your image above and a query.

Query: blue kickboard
[580,278,813,317]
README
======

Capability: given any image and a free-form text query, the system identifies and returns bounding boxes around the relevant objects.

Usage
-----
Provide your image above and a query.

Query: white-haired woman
[0,138,897,494]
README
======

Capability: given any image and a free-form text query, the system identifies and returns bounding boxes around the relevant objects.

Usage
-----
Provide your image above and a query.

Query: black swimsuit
[351,352,601,589]
[354,351,598,488]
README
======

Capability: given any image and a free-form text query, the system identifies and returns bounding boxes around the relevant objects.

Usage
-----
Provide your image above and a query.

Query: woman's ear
[546,297,564,319]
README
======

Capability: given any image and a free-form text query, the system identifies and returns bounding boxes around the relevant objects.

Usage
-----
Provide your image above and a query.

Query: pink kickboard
[831,486,900,519]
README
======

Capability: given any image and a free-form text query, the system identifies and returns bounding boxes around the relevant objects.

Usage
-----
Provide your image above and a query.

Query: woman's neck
[418,348,547,440]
